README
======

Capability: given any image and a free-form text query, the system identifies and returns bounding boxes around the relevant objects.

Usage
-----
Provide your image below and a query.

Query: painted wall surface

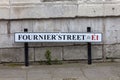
[0,0,120,62]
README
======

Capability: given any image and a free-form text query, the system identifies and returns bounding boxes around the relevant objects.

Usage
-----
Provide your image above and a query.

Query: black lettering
[58,35,62,40]
[52,35,56,40]
[18,35,22,40]
[39,35,43,40]
[47,35,51,40]
[23,35,28,40]
[72,35,76,40]
[67,35,72,40]
[44,35,46,40]
[83,35,85,40]
[62,35,66,40]
[33,35,38,40]
[77,35,82,40]
[28,35,32,40]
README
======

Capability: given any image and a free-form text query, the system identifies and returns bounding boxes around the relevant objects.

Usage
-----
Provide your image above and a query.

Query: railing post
[24,28,29,67]
[87,27,92,65]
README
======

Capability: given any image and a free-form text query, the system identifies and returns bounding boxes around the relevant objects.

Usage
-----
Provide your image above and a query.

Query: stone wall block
[63,45,102,60]
[0,6,9,19]
[28,48,35,62]
[68,18,103,32]
[33,20,47,32]
[92,45,103,59]
[0,0,9,5]
[105,18,120,31]
[63,46,87,60]
[10,21,22,33]
[0,34,13,48]
[78,4,104,17]
[10,20,33,33]
[104,18,120,44]
[0,48,34,62]
[33,19,69,32]
[46,19,69,32]
[104,30,117,44]
[104,44,120,58]
[21,20,33,32]
[0,0,9,19]
[35,47,62,61]
[0,48,24,62]
[0,21,8,35]
[33,18,103,33]
[10,0,41,4]
[116,30,120,43]
[42,43,74,47]
[1,0,120,19]
[29,43,42,47]
[10,4,77,19]
[104,4,120,16]
[0,34,23,48]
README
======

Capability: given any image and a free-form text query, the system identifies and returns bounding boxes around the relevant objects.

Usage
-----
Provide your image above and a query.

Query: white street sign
[15,32,102,42]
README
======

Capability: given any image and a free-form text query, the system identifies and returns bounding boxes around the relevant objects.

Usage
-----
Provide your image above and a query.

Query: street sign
[15,32,102,43]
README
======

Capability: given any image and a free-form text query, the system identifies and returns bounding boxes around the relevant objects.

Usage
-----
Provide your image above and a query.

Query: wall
[0,0,120,62]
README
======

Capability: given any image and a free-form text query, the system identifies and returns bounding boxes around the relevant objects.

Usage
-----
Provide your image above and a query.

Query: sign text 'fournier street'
[15,33,102,43]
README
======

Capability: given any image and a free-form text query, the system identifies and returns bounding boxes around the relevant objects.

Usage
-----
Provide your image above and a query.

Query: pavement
[0,62,120,80]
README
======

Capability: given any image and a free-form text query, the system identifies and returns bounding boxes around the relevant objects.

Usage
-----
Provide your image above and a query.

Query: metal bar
[87,27,92,65]
[24,28,29,66]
